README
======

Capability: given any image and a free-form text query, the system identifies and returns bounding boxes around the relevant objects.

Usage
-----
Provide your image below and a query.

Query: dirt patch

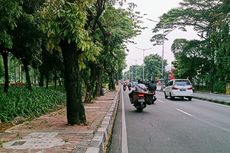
[0,123,13,133]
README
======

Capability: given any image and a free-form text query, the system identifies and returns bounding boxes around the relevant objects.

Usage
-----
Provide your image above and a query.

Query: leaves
[150,0,230,92]
[0,87,65,122]
[0,0,22,49]
[144,54,164,80]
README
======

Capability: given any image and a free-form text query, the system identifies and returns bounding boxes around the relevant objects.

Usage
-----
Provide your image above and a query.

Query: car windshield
[175,80,191,86]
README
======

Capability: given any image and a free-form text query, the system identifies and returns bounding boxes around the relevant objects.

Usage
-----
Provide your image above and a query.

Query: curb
[84,88,120,153]
[192,96,230,106]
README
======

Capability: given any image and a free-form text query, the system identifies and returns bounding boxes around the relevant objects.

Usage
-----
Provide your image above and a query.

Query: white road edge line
[176,108,193,117]
[121,88,129,153]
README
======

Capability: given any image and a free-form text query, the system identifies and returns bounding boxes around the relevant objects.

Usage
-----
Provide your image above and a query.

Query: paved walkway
[192,92,230,105]
[0,89,120,153]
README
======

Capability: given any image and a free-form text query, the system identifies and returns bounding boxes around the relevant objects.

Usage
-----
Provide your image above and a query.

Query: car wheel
[188,97,192,101]
[164,92,168,99]
[170,93,174,100]
[137,108,143,112]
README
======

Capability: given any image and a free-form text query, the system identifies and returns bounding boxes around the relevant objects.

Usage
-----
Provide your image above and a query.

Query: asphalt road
[109,90,230,153]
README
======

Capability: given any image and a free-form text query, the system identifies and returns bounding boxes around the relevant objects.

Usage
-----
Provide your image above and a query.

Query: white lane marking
[176,108,193,117]
[121,88,129,153]
[157,99,165,103]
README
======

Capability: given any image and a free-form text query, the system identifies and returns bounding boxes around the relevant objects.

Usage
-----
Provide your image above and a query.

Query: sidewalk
[0,89,120,153]
[192,92,230,105]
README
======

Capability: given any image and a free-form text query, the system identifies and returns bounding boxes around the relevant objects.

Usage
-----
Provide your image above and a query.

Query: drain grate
[3,132,65,150]
[24,132,58,139]
[11,141,26,146]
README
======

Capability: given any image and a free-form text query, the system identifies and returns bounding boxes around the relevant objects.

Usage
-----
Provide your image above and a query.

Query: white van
[164,79,193,101]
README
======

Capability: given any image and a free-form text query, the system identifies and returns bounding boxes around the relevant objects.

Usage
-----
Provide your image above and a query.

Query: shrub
[0,87,66,122]
[213,81,226,93]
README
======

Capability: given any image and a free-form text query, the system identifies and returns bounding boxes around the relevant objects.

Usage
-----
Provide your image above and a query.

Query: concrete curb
[84,88,120,153]
[192,96,230,106]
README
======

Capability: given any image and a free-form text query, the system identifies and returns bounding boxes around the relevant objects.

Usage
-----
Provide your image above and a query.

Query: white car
[164,79,193,101]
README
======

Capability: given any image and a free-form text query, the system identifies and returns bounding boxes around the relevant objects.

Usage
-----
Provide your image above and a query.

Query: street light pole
[161,29,165,79]
[146,18,165,79]
[135,47,152,81]
[143,50,145,81]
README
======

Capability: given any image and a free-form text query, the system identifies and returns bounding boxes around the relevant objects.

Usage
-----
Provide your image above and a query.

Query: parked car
[164,79,193,101]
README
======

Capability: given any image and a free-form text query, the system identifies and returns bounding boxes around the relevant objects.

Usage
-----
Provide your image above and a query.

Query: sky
[125,0,199,71]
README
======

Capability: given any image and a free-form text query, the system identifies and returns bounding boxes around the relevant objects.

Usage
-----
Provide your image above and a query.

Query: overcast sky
[125,0,199,70]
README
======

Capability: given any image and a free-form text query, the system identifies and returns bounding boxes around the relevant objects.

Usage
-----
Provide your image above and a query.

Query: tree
[39,0,100,125]
[0,0,22,92]
[144,54,165,81]
[82,2,141,102]
[151,0,229,92]
[171,39,208,80]
[11,13,42,91]
[98,5,140,90]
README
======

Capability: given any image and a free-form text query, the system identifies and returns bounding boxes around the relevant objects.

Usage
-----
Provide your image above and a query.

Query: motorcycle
[123,84,126,91]
[129,91,156,112]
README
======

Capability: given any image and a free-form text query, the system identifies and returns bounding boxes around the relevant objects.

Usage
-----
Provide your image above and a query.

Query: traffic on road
[109,87,230,153]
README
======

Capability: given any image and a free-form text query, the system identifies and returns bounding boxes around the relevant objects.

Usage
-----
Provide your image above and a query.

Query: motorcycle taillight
[138,93,145,97]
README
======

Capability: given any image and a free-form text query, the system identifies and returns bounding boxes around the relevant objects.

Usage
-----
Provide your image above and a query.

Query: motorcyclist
[123,82,127,91]
[146,80,156,93]
[134,79,148,92]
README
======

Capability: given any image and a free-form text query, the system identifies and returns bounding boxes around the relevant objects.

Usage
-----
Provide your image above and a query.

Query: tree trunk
[84,64,97,103]
[22,60,32,91]
[1,51,9,93]
[19,65,21,82]
[109,71,115,90]
[21,65,24,82]
[54,70,57,88]
[84,74,93,103]
[58,78,62,86]
[84,91,92,103]
[14,66,17,83]
[93,67,102,97]
[61,41,86,125]
[33,69,37,85]
[45,73,49,89]
[39,70,44,87]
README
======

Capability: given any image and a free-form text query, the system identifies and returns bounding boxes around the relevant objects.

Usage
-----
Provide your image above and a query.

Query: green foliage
[0,0,22,49]
[0,87,65,122]
[213,80,226,93]
[152,0,230,93]
[0,58,3,78]
[12,13,42,63]
[171,39,209,80]
[99,4,141,78]
[144,54,164,80]
[102,6,140,40]
[38,0,101,66]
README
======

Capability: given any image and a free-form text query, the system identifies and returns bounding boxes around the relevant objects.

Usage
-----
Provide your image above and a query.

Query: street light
[146,18,165,79]
[135,47,152,81]
[161,29,165,79]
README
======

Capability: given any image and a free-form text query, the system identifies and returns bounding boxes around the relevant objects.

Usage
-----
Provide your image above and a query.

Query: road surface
[109,90,230,153]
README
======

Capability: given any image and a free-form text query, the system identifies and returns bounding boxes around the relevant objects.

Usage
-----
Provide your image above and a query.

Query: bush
[0,87,66,122]
[213,81,226,93]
